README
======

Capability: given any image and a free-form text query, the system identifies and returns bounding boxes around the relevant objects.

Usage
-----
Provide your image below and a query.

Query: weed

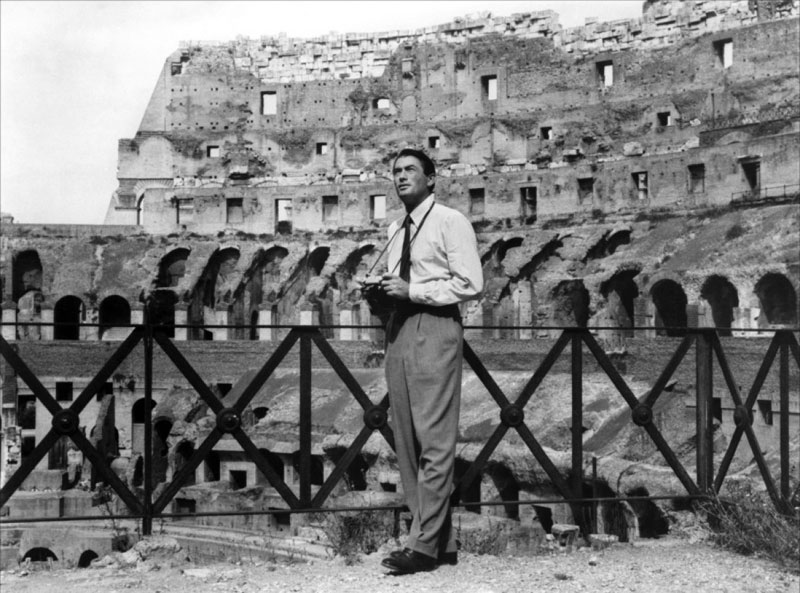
[320,511,396,565]
[698,481,799,573]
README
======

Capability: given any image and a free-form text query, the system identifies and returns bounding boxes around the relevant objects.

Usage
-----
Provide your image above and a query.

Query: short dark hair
[394,148,436,177]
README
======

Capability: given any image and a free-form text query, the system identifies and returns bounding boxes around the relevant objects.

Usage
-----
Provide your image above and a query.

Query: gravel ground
[2,535,798,593]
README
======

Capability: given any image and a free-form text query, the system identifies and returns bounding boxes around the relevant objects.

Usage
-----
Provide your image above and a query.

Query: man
[379,148,483,574]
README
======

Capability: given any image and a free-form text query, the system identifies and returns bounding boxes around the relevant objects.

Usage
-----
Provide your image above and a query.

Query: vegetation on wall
[272,129,315,165]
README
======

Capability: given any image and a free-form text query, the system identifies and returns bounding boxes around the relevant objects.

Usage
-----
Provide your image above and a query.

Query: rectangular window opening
[757,400,773,425]
[714,39,733,68]
[226,198,244,224]
[176,197,194,225]
[596,61,614,87]
[206,145,220,158]
[632,171,649,200]
[688,164,706,193]
[469,188,485,216]
[481,75,498,101]
[428,136,440,149]
[370,195,386,220]
[230,470,248,490]
[520,187,537,222]
[315,142,328,155]
[171,62,183,76]
[657,112,672,127]
[261,91,277,115]
[322,195,339,222]
[217,383,233,398]
[275,199,292,234]
[55,382,73,402]
[577,177,595,201]
[741,159,760,191]
[540,126,552,140]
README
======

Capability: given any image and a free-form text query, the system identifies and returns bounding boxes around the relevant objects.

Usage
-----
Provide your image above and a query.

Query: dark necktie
[399,215,412,282]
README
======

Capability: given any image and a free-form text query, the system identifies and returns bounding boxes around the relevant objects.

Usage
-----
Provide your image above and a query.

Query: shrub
[321,511,397,565]
[699,481,799,573]
[724,223,746,241]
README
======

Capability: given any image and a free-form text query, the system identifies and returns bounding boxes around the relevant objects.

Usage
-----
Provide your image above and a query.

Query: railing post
[571,331,584,522]
[779,332,790,501]
[142,310,154,535]
[299,328,312,507]
[695,330,714,493]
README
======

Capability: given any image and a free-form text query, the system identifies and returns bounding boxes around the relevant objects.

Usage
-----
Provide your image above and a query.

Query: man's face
[393,155,434,210]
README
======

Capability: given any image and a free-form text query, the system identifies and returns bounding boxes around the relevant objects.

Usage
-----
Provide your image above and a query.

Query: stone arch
[650,279,687,336]
[157,248,190,288]
[12,250,43,302]
[232,245,289,340]
[484,463,520,520]
[188,247,240,340]
[600,270,640,329]
[552,280,590,327]
[77,550,99,568]
[700,275,739,336]
[98,295,131,339]
[54,295,84,340]
[23,547,57,562]
[308,246,330,277]
[755,273,798,326]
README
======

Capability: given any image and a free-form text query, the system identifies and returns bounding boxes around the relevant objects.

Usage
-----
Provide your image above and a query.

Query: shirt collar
[406,194,435,227]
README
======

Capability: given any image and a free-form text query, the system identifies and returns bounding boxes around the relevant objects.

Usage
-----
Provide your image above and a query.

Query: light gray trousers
[385,311,462,558]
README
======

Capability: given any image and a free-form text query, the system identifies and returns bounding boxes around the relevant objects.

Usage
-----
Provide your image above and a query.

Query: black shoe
[382,549,437,574]
[388,548,457,566]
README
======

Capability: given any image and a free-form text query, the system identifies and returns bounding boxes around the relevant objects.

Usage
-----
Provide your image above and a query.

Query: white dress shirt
[386,194,484,306]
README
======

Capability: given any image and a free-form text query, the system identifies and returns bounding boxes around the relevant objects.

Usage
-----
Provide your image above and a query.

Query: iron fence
[0,321,798,536]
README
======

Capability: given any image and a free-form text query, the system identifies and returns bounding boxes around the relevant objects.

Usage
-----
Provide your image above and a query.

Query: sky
[0,1,643,225]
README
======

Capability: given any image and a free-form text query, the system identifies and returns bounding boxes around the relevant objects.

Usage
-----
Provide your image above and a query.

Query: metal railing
[1,322,798,536]
[731,183,800,204]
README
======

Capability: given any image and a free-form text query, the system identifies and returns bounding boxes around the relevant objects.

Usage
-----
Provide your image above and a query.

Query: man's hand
[381,273,410,300]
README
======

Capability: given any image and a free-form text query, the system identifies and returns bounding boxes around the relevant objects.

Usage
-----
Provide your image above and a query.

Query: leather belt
[392,302,461,321]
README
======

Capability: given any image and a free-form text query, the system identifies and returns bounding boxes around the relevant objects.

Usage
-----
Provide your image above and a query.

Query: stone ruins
[0,0,798,566]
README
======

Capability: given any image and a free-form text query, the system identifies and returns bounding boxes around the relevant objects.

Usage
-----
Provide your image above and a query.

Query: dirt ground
[1,535,797,593]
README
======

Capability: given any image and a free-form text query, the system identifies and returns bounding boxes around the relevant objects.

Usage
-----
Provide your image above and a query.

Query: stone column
[258,306,273,342]
[339,308,355,341]
[82,306,100,341]
[1,300,16,342]
[214,306,229,341]
[299,304,316,326]
[359,302,372,341]
[40,303,54,341]
[517,281,533,340]
[173,303,188,341]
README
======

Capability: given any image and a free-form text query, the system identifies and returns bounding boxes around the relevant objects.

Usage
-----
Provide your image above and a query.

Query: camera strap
[365,199,436,278]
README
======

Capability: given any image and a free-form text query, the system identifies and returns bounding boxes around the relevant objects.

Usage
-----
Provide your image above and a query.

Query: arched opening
[157,248,190,288]
[174,440,195,486]
[188,247,240,340]
[626,486,669,538]
[23,547,57,562]
[650,280,687,336]
[98,295,131,339]
[77,550,98,568]
[755,273,798,326]
[600,270,640,329]
[130,398,155,454]
[132,456,144,487]
[257,448,285,485]
[700,275,739,336]
[308,247,329,277]
[54,296,84,340]
[153,418,173,484]
[552,280,590,327]
[12,250,43,302]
